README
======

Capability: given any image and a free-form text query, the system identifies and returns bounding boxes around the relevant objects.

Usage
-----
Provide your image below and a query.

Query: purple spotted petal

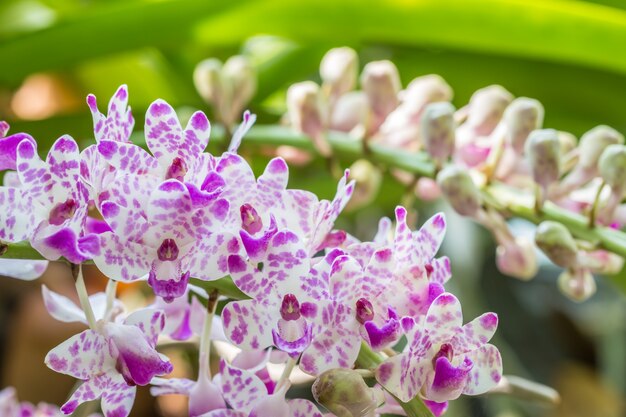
[145,179,195,244]
[300,301,360,375]
[375,347,429,403]
[451,312,498,355]
[100,201,149,242]
[99,372,137,417]
[87,85,134,143]
[413,212,447,263]
[272,318,312,356]
[425,293,463,346]
[0,189,30,243]
[289,399,324,417]
[0,133,35,171]
[45,330,113,380]
[462,344,503,395]
[222,299,274,351]
[93,233,152,281]
[221,363,267,413]
[98,140,159,175]
[202,411,246,417]
[124,308,165,346]
[150,377,195,396]
[145,100,210,166]
[428,256,451,285]
[190,234,240,281]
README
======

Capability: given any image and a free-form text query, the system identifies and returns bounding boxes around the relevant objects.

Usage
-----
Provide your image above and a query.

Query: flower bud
[360,60,401,122]
[346,159,382,210]
[578,126,624,170]
[436,166,482,218]
[320,47,359,97]
[193,58,223,105]
[558,131,577,155]
[496,236,538,281]
[402,74,453,110]
[286,81,330,157]
[503,98,544,154]
[579,250,624,275]
[599,144,626,192]
[534,221,578,268]
[464,85,513,134]
[222,55,257,121]
[330,91,369,133]
[525,129,560,189]
[421,102,456,164]
[312,368,384,417]
[558,268,596,302]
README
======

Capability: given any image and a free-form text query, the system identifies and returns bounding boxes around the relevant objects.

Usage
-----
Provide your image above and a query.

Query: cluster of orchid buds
[283,47,626,302]
[1,44,619,417]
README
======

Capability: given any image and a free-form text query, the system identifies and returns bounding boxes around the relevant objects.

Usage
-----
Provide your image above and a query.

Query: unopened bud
[534,221,578,268]
[465,85,513,133]
[525,129,560,189]
[599,144,626,192]
[287,81,330,156]
[222,55,257,124]
[496,236,538,280]
[194,58,222,105]
[321,47,359,97]
[436,166,482,218]
[360,60,401,121]
[313,368,384,417]
[579,250,624,275]
[558,131,577,155]
[330,91,369,132]
[421,102,456,163]
[503,98,544,154]
[346,159,382,210]
[402,74,453,109]
[558,268,596,302]
[578,126,624,170]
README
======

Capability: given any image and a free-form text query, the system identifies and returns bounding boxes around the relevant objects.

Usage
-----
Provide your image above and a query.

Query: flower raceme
[0,84,504,417]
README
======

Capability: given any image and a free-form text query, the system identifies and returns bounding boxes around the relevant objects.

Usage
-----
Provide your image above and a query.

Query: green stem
[356,342,434,417]
[72,264,97,330]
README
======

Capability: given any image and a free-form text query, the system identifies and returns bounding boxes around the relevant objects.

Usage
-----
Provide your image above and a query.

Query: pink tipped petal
[221,363,267,413]
[45,330,113,379]
[89,85,135,143]
[0,133,35,171]
[462,344,503,395]
[184,111,211,156]
[414,213,447,263]
[452,312,498,354]
[373,217,392,245]
[145,100,182,164]
[222,300,274,351]
[425,293,463,345]
[42,285,87,324]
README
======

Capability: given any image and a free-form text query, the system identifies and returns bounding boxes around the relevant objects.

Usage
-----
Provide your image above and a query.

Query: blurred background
[0,0,625,416]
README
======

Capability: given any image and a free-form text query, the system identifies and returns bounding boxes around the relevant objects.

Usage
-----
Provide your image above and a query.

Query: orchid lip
[240,203,263,235]
[433,343,454,367]
[157,239,179,261]
[165,157,187,181]
[355,298,374,324]
[280,293,301,321]
[49,199,77,225]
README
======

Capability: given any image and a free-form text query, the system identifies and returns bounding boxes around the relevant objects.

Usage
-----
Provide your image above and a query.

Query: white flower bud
[496,236,538,281]
[330,91,369,133]
[402,74,453,110]
[437,165,482,218]
[558,268,596,302]
[464,85,513,134]
[287,81,330,157]
[346,159,382,211]
[193,58,223,105]
[421,102,456,164]
[525,129,561,189]
[222,55,257,124]
[503,98,544,154]
[321,47,359,97]
[360,60,401,122]
[534,221,578,268]
[578,125,624,170]
[599,144,626,192]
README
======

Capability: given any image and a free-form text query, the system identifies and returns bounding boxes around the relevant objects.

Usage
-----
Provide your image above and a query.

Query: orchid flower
[376,293,502,403]
[43,286,172,417]
[0,135,98,263]
[0,386,102,417]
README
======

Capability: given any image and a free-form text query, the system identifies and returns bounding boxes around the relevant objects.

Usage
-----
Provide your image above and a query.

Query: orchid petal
[150,377,195,396]
[289,399,325,417]
[87,85,134,143]
[462,344,503,395]
[425,293,463,345]
[222,299,274,351]
[97,140,159,175]
[93,232,152,281]
[0,259,47,280]
[0,133,35,171]
[221,363,267,413]
[452,312,498,355]
[42,285,87,324]
[45,330,113,380]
